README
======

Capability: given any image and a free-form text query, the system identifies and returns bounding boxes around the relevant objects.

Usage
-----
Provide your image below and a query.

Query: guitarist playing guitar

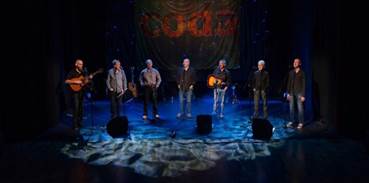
[210,59,231,118]
[65,59,102,132]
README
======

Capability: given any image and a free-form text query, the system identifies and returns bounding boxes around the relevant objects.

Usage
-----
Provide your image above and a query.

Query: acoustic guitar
[207,74,224,89]
[69,68,103,92]
[128,67,138,97]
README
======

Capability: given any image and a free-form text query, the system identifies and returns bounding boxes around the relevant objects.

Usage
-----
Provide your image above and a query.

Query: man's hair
[75,59,83,64]
[183,58,190,62]
[112,59,120,65]
[258,60,265,65]
[145,59,153,64]
[219,59,226,65]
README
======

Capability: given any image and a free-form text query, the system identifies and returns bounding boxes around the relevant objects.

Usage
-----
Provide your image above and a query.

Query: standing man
[139,59,162,120]
[286,58,306,129]
[212,59,231,118]
[106,59,127,119]
[252,60,270,119]
[65,59,92,131]
[176,58,196,119]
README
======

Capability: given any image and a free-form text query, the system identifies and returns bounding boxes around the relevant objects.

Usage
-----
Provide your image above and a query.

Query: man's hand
[189,85,194,90]
[74,80,83,85]
[109,88,114,92]
[178,85,181,89]
[300,96,305,102]
[224,86,228,91]
[287,94,292,101]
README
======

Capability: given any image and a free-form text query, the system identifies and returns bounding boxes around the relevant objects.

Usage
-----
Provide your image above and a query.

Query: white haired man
[251,60,269,119]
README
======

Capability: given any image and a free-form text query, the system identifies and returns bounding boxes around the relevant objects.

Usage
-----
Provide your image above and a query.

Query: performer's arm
[156,70,162,88]
[122,70,127,92]
[106,71,113,91]
[265,72,270,90]
[300,72,306,102]
[139,71,145,86]
[176,68,181,89]
[190,69,196,89]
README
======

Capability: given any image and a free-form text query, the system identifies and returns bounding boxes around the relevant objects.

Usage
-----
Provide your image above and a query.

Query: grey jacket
[106,68,127,93]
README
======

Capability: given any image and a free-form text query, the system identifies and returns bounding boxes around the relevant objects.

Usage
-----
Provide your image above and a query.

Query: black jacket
[252,70,269,91]
[176,67,196,90]
[287,69,305,96]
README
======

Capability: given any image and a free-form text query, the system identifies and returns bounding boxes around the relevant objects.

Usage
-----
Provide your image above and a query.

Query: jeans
[289,94,304,123]
[178,88,192,115]
[109,91,123,119]
[72,91,84,129]
[213,88,226,114]
[254,90,268,118]
[144,86,158,115]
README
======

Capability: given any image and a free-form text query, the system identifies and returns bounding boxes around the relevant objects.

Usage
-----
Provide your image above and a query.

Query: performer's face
[75,60,83,71]
[183,59,190,68]
[293,59,301,69]
[114,62,121,69]
[219,62,225,69]
[147,62,153,69]
[258,63,264,71]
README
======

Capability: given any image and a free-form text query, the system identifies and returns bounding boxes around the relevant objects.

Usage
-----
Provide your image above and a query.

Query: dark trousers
[109,91,123,119]
[72,91,84,129]
[253,90,268,118]
[143,86,158,115]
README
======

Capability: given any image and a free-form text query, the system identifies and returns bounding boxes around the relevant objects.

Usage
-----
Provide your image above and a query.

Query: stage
[62,96,296,141]
[58,96,318,177]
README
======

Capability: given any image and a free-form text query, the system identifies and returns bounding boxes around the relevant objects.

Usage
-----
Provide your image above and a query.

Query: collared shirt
[106,68,127,93]
[139,68,162,88]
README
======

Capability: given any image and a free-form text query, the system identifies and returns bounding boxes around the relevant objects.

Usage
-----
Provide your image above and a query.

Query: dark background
[1,0,366,143]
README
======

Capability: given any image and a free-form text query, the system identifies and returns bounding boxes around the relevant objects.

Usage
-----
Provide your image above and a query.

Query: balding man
[65,59,92,132]
[176,58,196,118]
[286,58,306,130]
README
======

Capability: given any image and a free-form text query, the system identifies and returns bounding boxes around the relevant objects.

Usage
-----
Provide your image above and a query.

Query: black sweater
[176,67,196,90]
[287,69,305,96]
[252,70,269,91]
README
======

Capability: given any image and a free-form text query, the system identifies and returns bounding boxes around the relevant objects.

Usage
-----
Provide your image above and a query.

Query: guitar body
[68,68,103,92]
[207,75,223,89]
[128,67,138,97]
[128,82,138,97]
[69,76,86,92]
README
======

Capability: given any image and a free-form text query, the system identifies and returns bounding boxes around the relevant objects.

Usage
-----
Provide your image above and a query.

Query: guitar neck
[130,67,135,83]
